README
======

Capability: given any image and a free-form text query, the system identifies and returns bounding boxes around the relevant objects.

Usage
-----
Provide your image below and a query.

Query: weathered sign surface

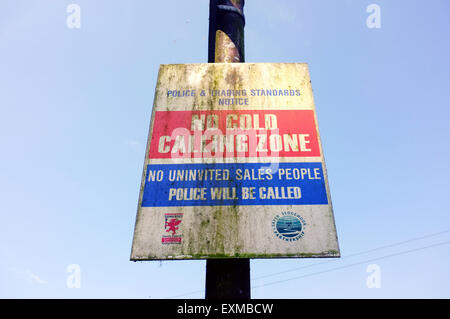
[130,63,339,260]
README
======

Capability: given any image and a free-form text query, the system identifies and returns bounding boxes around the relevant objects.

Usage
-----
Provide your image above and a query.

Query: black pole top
[208,0,245,62]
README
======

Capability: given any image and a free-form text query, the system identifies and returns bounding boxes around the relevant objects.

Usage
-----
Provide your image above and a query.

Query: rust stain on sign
[131,63,339,260]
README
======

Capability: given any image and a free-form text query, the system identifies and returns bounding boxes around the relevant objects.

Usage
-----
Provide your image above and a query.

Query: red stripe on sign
[148,110,320,159]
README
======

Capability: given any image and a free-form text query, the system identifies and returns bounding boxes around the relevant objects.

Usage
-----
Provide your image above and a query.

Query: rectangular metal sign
[131,63,339,260]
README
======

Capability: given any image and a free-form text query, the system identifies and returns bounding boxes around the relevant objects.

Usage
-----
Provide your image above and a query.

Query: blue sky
[0,0,449,298]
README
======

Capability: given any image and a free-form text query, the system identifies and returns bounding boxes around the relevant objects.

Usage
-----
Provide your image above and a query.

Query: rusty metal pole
[205,0,250,299]
[208,0,245,63]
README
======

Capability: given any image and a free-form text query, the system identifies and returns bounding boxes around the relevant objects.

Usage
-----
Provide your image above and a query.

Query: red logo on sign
[165,218,182,235]
[162,213,183,244]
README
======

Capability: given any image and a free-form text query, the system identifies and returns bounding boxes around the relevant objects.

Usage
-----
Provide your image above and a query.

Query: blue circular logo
[272,212,306,242]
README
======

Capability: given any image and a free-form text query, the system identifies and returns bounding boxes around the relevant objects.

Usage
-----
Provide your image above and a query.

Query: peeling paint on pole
[130,63,340,260]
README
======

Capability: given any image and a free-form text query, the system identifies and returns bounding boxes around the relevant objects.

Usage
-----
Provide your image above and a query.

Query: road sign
[130,63,339,260]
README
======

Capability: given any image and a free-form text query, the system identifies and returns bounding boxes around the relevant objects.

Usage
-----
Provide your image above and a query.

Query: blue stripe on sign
[141,162,328,207]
